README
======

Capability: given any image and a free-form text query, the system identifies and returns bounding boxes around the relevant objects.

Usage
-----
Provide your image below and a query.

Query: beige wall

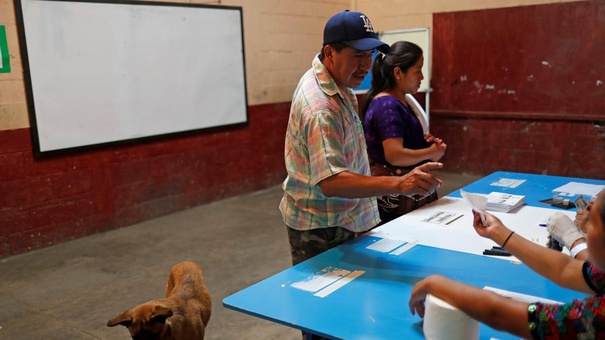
[0,0,28,131]
[0,0,581,131]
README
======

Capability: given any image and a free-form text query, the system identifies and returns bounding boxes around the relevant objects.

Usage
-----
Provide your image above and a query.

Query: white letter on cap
[360,15,374,33]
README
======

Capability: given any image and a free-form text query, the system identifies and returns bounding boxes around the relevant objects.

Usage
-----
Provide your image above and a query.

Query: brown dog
[107,261,212,339]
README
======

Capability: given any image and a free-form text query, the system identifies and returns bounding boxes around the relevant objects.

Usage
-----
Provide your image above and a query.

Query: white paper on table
[490,178,526,188]
[460,189,487,225]
[422,211,463,225]
[290,267,351,292]
[366,238,406,253]
[553,182,605,197]
[486,192,525,212]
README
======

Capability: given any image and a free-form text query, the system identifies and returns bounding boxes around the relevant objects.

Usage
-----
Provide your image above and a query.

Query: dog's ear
[107,310,133,327]
[150,305,173,324]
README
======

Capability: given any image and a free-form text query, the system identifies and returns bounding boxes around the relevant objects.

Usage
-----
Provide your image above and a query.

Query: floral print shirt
[528,260,605,339]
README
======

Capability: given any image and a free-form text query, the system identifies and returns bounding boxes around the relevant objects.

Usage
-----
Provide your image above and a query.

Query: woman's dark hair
[360,41,423,120]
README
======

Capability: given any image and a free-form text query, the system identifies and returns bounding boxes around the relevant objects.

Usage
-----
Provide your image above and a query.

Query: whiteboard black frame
[15,0,248,157]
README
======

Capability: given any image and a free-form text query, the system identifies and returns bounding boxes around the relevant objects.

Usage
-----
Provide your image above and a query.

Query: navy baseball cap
[323,10,390,54]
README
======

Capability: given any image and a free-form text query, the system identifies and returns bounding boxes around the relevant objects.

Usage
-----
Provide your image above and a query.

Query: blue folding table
[224,235,585,339]
[224,172,605,339]
[447,171,605,209]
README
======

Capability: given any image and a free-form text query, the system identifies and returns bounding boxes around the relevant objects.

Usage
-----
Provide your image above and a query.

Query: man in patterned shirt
[280,9,444,268]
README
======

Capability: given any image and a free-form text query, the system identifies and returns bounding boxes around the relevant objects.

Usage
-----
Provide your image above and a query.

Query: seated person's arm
[475,211,591,294]
[410,275,533,339]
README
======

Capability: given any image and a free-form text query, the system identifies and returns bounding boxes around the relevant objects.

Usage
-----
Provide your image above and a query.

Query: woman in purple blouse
[361,41,447,224]
[410,190,605,339]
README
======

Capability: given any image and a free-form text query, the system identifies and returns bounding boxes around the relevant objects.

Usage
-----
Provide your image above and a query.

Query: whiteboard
[15,0,247,156]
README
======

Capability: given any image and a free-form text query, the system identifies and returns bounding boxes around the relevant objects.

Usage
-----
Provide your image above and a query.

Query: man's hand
[396,162,443,197]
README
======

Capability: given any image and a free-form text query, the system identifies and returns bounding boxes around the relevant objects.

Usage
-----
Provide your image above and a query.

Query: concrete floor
[0,171,480,340]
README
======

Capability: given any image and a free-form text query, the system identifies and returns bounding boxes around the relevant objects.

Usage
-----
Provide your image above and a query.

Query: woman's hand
[575,201,593,233]
[409,275,439,317]
[424,134,444,145]
[428,141,447,161]
[472,210,506,240]
[423,134,446,161]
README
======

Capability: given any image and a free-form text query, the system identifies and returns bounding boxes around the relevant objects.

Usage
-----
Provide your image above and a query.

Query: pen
[445,214,464,225]
[483,249,512,256]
